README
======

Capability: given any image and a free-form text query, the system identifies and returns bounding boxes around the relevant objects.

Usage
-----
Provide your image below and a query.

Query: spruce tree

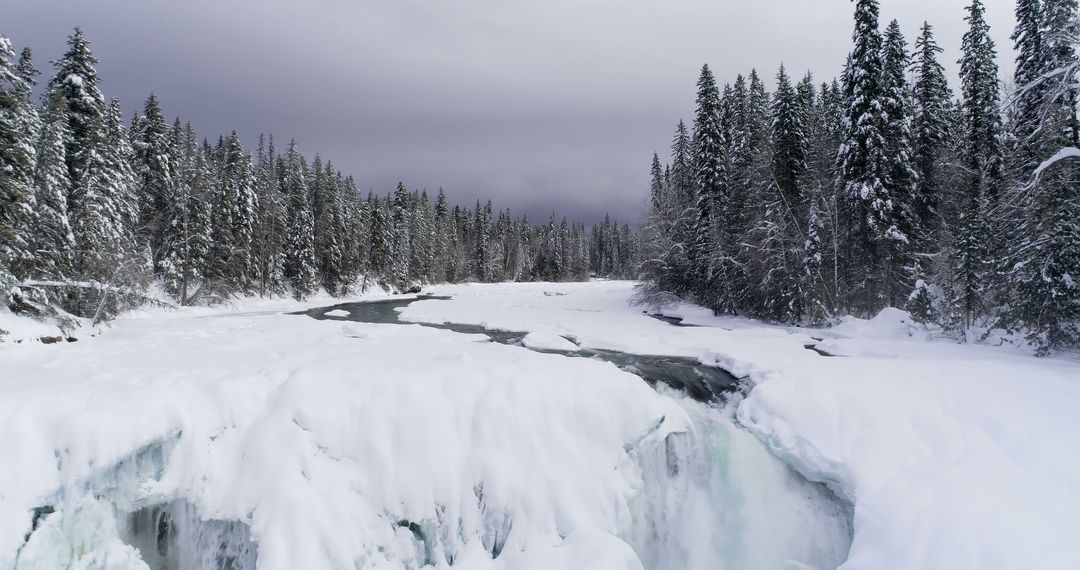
[950,0,1005,328]
[911,22,953,232]
[32,92,77,280]
[227,132,258,290]
[282,141,317,298]
[649,153,664,212]
[48,28,106,209]
[690,64,726,309]
[837,0,902,312]
[391,183,412,289]
[254,134,286,295]
[0,36,36,287]
[1011,0,1048,175]
[134,94,175,274]
[772,64,807,209]
[1003,0,1080,353]
[880,20,917,243]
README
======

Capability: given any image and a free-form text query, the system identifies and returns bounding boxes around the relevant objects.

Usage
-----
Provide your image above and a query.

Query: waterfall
[625,393,853,570]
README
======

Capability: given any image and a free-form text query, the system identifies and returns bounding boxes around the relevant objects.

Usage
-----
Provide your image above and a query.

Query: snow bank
[520,331,579,352]
[404,281,1080,570]
[0,306,73,343]
[0,295,694,569]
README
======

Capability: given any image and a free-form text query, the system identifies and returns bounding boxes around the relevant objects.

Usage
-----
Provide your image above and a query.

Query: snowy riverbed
[1,281,1078,569]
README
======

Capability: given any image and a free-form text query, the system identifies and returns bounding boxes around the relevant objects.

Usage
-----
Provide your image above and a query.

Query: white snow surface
[520,331,579,352]
[401,281,1080,570]
[4,280,1078,569]
[1,291,695,569]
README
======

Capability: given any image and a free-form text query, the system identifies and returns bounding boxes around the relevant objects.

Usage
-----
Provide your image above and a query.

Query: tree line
[0,28,640,323]
[639,0,1080,355]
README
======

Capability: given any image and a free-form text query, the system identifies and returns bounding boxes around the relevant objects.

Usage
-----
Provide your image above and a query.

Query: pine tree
[837,0,904,312]
[282,141,317,298]
[949,0,1005,328]
[133,94,175,274]
[880,20,917,243]
[911,22,953,232]
[226,132,257,290]
[1002,0,1080,353]
[690,64,727,309]
[391,182,412,289]
[48,28,106,206]
[316,162,346,293]
[960,0,1006,201]
[32,92,77,280]
[254,134,286,295]
[432,189,451,282]
[1011,0,1048,176]
[409,190,434,283]
[1043,0,1080,147]
[167,124,213,303]
[649,153,664,212]
[0,36,36,287]
[772,64,807,209]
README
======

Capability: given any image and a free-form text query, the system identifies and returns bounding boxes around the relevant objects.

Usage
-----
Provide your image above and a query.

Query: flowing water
[297,296,742,403]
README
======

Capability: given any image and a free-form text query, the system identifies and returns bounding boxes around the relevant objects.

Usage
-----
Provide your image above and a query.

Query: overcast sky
[8,0,1016,224]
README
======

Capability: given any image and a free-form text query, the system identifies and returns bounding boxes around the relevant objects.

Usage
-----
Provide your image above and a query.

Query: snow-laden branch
[19,280,176,309]
[1032,147,1080,179]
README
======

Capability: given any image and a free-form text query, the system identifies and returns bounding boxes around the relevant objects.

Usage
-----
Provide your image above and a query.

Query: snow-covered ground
[2,280,1077,570]
[0,284,851,570]
[403,281,1080,570]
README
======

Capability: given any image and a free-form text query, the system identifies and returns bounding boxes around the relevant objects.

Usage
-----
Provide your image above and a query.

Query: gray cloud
[6,0,1016,224]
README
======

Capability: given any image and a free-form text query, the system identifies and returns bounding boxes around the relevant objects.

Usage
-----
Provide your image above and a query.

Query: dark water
[296,296,741,403]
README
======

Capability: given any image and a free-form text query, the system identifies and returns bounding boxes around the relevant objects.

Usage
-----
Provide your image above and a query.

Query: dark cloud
[6,0,1015,224]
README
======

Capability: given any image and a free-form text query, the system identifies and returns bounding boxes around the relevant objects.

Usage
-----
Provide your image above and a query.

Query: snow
[324,309,351,318]
[3,280,1077,569]
[403,281,1080,570]
[0,307,70,343]
[520,331,579,352]
[1033,146,1080,178]
[0,302,691,569]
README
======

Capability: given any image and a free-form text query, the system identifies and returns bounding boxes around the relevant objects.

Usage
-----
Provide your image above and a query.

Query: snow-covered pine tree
[164,123,212,303]
[1001,0,1080,353]
[366,193,391,284]
[959,0,1007,202]
[225,132,258,291]
[391,183,412,290]
[0,36,36,288]
[772,64,807,211]
[282,141,317,298]
[952,0,1006,327]
[760,64,810,322]
[880,20,918,239]
[317,162,346,294]
[133,94,175,276]
[254,134,286,296]
[67,98,145,316]
[689,64,727,310]
[338,175,363,288]
[32,92,77,280]
[409,190,434,283]
[1010,0,1049,177]
[13,47,41,170]
[911,22,953,234]
[836,0,900,313]
[47,28,105,210]
[1043,0,1080,147]
[204,133,238,292]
